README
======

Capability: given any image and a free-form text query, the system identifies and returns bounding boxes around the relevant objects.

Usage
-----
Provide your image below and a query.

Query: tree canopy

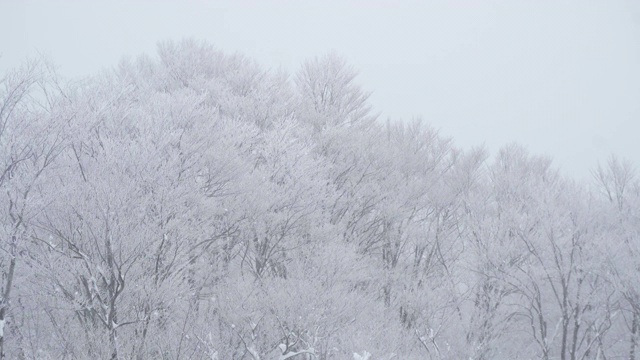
[0,40,638,360]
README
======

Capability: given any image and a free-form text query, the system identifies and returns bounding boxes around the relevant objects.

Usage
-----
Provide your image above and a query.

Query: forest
[0,39,639,359]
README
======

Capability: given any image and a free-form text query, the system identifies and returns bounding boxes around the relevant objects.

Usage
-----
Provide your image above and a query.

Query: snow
[353,351,371,360]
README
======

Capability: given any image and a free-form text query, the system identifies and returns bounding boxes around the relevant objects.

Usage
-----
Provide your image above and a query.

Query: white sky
[2,0,640,180]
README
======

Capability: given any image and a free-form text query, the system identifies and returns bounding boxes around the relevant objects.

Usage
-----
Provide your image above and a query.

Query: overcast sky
[2,0,639,180]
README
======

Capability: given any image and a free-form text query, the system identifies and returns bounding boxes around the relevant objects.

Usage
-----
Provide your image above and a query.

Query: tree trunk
[630,310,639,360]
[109,328,118,360]
[0,255,16,360]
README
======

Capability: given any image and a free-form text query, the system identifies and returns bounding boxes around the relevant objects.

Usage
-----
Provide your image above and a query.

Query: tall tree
[0,61,70,358]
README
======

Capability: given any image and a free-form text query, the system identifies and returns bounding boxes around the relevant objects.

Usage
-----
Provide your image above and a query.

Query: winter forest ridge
[0,39,639,359]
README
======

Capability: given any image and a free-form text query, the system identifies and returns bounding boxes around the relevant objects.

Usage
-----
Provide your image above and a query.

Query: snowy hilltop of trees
[1,39,638,359]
